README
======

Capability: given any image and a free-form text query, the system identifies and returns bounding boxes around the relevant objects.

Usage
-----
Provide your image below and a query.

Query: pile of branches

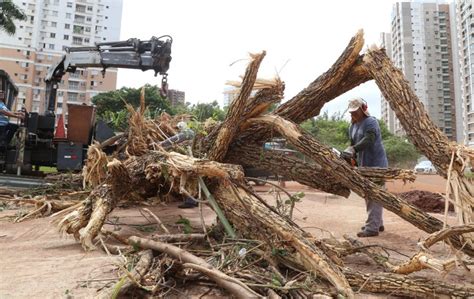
[6,30,474,298]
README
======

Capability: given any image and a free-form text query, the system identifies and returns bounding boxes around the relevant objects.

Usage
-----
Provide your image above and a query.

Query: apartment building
[0,0,123,115]
[167,89,185,107]
[390,1,458,140]
[455,0,474,146]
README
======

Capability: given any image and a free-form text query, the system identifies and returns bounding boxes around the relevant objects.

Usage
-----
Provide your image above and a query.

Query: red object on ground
[54,114,67,140]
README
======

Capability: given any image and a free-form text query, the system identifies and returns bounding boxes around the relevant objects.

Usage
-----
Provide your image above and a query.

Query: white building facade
[455,0,474,146]
[390,1,458,141]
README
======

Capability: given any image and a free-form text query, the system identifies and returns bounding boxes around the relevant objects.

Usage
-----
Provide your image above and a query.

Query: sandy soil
[1,174,472,298]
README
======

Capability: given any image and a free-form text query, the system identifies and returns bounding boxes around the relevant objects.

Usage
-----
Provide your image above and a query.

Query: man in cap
[342,97,388,237]
[0,90,24,146]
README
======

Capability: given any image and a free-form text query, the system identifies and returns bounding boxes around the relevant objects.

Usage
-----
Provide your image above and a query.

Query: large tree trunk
[208,51,266,162]
[274,29,367,124]
[228,144,351,197]
[363,47,474,246]
[245,115,474,256]
[211,183,354,297]
[343,269,474,298]
[229,144,415,198]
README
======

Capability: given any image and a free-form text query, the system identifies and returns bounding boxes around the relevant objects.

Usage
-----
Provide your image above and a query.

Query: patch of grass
[39,166,58,173]
[176,216,193,234]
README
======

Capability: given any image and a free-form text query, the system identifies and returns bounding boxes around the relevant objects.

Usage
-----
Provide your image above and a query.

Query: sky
[117,0,397,119]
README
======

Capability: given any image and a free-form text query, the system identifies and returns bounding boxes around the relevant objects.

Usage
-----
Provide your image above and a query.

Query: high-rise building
[454,0,474,146]
[223,86,238,107]
[390,1,458,141]
[0,0,123,115]
[380,32,397,134]
[167,89,185,107]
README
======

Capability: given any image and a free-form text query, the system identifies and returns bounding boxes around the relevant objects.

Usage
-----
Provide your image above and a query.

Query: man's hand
[340,146,356,160]
[14,111,25,120]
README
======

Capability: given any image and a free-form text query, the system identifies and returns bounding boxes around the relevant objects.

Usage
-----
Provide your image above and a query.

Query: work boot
[357,230,379,238]
[178,197,198,209]
[360,225,384,232]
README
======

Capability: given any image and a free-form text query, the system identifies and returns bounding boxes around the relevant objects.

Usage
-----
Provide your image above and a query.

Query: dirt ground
[1,174,472,298]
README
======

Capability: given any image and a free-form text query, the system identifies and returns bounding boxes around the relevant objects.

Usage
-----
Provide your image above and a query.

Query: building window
[64,34,69,40]
[67,2,72,8]
[72,37,83,45]
[49,44,55,49]
[65,23,70,29]
[51,21,57,27]
[50,33,55,38]
[66,13,71,19]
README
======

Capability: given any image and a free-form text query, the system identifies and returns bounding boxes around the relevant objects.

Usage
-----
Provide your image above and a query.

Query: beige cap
[347,97,369,116]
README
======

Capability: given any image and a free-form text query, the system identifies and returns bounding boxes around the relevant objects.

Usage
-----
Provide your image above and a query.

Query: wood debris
[2,29,472,298]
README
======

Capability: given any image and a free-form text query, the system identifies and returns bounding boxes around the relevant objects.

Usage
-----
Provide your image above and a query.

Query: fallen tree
[24,29,470,297]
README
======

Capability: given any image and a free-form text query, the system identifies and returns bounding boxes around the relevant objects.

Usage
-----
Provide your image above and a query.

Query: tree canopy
[91,86,227,130]
[0,0,26,35]
[92,85,173,130]
[188,100,226,122]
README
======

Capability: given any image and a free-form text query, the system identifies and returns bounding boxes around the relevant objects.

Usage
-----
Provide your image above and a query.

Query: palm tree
[0,0,27,35]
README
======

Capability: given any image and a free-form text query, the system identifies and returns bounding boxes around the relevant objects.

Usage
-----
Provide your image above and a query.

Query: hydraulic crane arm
[45,35,172,114]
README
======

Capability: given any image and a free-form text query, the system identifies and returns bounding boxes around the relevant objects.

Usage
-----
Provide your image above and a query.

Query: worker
[166,121,199,209]
[341,97,388,237]
[0,90,24,146]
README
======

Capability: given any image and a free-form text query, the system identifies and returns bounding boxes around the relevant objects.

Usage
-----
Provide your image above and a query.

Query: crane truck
[0,35,172,175]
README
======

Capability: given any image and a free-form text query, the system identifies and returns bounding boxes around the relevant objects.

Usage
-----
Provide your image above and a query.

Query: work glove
[340,146,356,160]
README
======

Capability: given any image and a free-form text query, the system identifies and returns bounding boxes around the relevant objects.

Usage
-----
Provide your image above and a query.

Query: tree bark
[208,51,266,162]
[228,144,351,197]
[343,268,474,298]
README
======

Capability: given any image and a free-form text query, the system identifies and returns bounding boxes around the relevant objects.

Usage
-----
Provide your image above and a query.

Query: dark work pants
[364,183,385,233]
[0,123,19,146]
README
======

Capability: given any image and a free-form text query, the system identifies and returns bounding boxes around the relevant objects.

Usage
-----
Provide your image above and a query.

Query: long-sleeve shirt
[349,116,388,167]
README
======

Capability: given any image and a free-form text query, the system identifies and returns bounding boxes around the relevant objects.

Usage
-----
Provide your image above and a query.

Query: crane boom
[45,36,172,114]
